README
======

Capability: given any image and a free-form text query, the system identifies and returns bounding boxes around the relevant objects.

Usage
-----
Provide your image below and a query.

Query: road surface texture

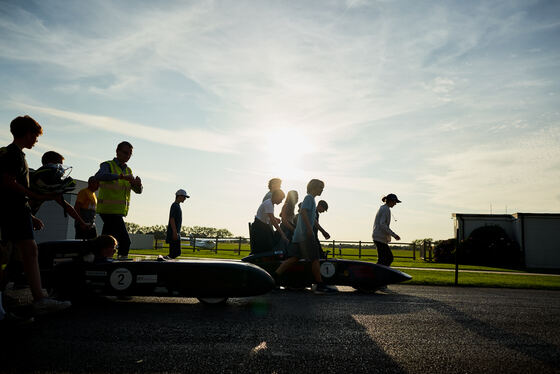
[1,285,559,373]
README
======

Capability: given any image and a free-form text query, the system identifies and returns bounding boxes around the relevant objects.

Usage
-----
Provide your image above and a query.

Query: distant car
[243,250,411,292]
[187,236,216,250]
[37,240,274,304]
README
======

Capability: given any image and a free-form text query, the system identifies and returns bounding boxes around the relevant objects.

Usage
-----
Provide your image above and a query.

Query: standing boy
[95,141,142,259]
[0,115,71,314]
[166,189,189,259]
[275,179,336,294]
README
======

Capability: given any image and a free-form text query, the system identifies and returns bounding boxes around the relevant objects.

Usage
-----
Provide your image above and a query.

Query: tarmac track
[1,284,559,374]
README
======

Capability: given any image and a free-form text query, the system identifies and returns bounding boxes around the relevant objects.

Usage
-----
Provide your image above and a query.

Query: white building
[33,179,98,243]
[33,179,153,249]
[453,213,560,269]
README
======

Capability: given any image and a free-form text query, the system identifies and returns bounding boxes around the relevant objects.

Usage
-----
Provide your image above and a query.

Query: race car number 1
[320,262,335,278]
[110,268,133,290]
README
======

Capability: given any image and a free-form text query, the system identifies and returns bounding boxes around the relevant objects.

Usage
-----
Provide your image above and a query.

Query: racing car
[242,249,412,292]
[38,240,275,304]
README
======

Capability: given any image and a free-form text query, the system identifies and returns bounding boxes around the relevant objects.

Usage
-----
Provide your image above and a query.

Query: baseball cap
[176,189,190,198]
[384,193,401,203]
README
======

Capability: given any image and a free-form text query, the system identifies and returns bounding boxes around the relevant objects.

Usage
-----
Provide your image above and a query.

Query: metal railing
[321,239,433,261]
[154,237,435,261]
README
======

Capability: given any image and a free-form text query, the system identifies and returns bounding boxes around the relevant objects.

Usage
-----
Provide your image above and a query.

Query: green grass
[129,244,560,290]
[402,269,560,290]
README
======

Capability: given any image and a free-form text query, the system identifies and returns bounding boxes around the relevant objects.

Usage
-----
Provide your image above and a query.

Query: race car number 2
[110,268,133,290]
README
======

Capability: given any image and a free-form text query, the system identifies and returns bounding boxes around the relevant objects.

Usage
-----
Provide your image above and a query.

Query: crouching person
[82,235,117,263]
[251,189,288,253]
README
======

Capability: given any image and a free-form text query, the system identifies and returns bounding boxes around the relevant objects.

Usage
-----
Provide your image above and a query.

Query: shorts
[291,237,321,261]
[0,205,34,241]
[75,224,97,240]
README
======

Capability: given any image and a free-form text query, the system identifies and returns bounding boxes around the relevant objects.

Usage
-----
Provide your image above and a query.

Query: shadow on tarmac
[1,288,559,373]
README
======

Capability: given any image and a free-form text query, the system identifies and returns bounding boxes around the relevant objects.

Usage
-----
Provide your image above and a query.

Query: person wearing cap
[165,189,189,259]
[372,193,401,267]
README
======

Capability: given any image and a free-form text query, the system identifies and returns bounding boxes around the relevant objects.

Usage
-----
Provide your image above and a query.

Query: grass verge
[401,269,560,290]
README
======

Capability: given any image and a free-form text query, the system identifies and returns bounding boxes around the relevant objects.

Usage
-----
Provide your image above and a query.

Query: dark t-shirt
[166,202,182,242]
[0,143,30,211]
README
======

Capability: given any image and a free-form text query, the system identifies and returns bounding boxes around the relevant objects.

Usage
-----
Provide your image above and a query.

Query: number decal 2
[110,268,133,290]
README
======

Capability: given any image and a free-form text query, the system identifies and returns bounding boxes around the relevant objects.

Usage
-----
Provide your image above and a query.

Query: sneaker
[117,255,130,260]
[375,285,389,292]
[32,298,71,315]
[313,284,338,294]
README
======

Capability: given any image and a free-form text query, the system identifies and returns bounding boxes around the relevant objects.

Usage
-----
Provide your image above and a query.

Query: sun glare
[264,127,315,180]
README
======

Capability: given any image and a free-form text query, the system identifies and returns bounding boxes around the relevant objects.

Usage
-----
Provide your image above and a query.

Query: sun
[263,127,316,180]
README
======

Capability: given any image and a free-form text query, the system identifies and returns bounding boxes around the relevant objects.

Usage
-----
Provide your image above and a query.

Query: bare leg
[311,259,322,283]
[17,239,44,301]
[275,257,299,275]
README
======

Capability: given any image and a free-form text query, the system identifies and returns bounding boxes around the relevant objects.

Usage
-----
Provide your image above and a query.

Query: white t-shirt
[256,198,274,225]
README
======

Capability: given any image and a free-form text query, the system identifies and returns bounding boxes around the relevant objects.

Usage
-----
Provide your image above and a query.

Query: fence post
[154,239,158,251]
[358,241,362,259]
[331,240,335,259]
[412,242,416,260]
[423,240,427,261]
[454,241,459,286]
[215,236,219,253]
[238,237,242,255]
[429,241,432,262]
[193,237,197,252]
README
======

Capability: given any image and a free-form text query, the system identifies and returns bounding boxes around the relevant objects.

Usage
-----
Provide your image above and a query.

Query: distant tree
[125,222,234,240]
[125,222,142,234]
[184,226,233,238]
[215,228,234,237]
[458,225,522,266]
[141,225,167,240]
[434,239,456,263]
[411,238,433,248]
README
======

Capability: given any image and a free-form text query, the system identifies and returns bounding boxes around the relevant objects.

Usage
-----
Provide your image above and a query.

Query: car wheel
[197,297,228,305]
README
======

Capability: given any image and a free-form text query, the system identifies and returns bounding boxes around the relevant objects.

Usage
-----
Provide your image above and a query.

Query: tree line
[125,222,234,240]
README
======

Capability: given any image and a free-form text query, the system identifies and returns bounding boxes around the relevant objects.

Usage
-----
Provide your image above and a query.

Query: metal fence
[154,237,435,261]
[321,240,434,261]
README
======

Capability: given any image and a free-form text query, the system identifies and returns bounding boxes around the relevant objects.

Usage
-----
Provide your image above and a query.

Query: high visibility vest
[96,160,132,216]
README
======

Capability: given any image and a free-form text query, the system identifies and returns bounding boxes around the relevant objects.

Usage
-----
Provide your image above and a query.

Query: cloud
[419,126,560,212]
[12,102,239,154]
[2,0,560,241]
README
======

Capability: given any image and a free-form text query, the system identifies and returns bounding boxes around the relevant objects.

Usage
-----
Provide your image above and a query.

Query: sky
[1,0,559,243]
